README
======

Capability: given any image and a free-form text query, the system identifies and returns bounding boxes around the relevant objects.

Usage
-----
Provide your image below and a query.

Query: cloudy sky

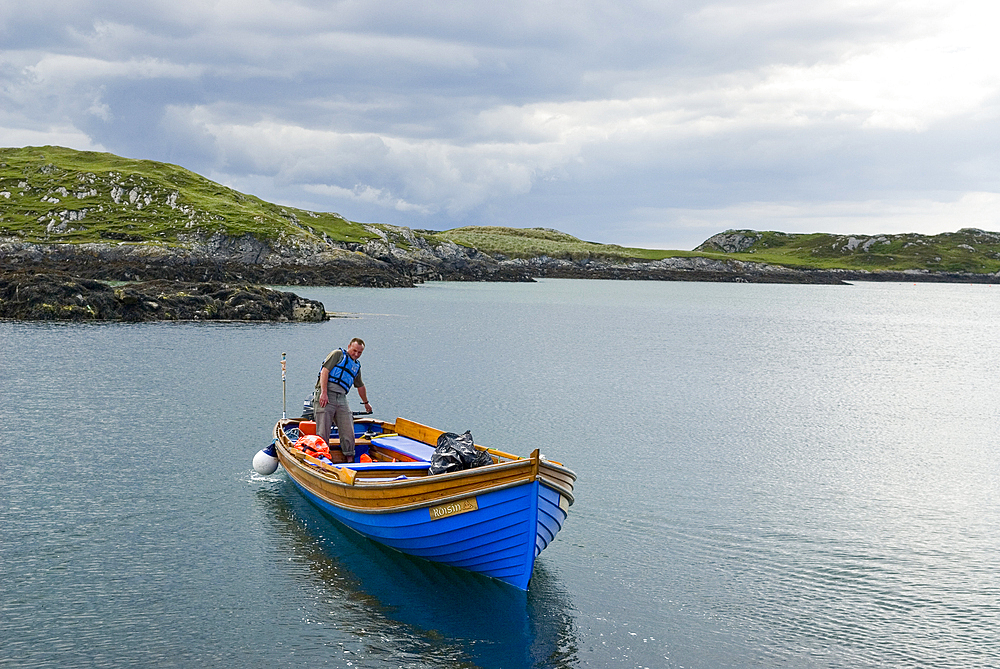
[2,0,998,249]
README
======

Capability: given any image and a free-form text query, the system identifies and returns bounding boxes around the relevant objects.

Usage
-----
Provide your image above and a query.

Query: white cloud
[622,192,1000,250]
[0,124,105,152]
[25,54,204,84]
[171,106,571,216]
[302,183,433,214]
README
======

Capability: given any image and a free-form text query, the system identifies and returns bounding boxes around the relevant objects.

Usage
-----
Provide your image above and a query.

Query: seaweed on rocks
[0,271,328,322]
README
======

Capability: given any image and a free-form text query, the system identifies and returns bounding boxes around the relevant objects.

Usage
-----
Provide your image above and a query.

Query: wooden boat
[267,416,576,590]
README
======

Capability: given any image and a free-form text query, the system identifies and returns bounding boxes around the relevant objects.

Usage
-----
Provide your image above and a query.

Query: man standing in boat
[314,337,371,463]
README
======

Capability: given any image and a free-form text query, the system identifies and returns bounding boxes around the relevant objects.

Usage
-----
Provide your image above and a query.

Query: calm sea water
[3,279,999,668]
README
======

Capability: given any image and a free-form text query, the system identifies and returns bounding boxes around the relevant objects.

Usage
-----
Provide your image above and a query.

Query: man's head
[346,337,365,360]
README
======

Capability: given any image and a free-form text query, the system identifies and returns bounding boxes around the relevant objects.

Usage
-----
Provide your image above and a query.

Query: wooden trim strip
[279,447,536,515]
[274,417,577,512]
[392,417,521,462]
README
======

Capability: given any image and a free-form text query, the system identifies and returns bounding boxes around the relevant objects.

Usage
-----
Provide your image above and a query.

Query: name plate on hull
[429,497,478,520]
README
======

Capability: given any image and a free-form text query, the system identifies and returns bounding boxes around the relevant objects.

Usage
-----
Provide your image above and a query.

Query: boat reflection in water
[254,484,580,668]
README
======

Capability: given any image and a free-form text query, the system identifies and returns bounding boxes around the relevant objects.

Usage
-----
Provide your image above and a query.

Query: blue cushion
[343,461,431,472]
[371,434,436,462]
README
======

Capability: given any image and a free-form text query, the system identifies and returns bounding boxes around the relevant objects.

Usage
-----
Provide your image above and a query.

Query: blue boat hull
[272,417,576,590]
[287,471,569,590]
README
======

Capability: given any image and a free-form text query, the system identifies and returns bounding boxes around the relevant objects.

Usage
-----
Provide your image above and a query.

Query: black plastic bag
[429,430,493,475]
[470,447,494,469]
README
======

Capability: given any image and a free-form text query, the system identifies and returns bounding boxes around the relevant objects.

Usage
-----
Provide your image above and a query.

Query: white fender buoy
[253,442,279,475]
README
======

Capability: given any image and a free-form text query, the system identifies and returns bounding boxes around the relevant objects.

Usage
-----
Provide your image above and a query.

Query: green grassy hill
[4,146,998,276]
[0,145,378,246]
[696,229,1000,274]
[0,146,704,262]
[429,226,701,262]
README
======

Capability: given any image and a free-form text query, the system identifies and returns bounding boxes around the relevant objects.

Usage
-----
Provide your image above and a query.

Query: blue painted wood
[340,461,431,473]
[534,483,568,557]
[286,475,545,590]
[277,418,574,590]
[370,434,437,461]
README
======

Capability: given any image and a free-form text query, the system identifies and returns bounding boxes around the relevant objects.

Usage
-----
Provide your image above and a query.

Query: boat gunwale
[275,418,577,478]
[277,444,541,514]
[273,419,576,512]
[275,422,534,482]
[274,432,530,515]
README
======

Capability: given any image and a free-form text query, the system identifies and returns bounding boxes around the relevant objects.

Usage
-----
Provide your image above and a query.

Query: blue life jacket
[327,348,361,393]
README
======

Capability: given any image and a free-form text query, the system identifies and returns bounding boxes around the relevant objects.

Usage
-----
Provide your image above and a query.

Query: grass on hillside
[709,229,1000,274]
[0,146,377,246]
[438,226,1000,274]
[6,147,998,275]
[436,226,704,261]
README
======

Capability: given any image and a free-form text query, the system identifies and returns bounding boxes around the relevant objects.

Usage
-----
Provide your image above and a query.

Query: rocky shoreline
[519,257,1000,284]
[3,226,998,323]
[0,234,847,288]
[4,147,998,295]
[0,271,327,322]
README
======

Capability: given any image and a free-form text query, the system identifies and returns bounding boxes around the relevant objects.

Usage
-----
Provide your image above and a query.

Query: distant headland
[2,146,999,320]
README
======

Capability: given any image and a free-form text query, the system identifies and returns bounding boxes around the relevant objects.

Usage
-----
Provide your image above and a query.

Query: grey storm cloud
[2,0,999,249]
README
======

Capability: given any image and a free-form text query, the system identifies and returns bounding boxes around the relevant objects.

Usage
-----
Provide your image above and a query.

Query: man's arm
[318,367,330,407]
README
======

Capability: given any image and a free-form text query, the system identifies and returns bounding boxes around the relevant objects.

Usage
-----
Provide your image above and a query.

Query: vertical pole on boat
[281,352,287,419]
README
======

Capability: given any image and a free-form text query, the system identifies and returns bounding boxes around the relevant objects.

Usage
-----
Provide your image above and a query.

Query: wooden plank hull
[272,418,576,590]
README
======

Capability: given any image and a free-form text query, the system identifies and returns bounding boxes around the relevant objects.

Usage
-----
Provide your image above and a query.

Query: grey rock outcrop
[496,254,847,283]
[696,231,764,254]
[6,226,997,288]
[0,234,413,286]
[355,224,534,282]
[0,272,328,322]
